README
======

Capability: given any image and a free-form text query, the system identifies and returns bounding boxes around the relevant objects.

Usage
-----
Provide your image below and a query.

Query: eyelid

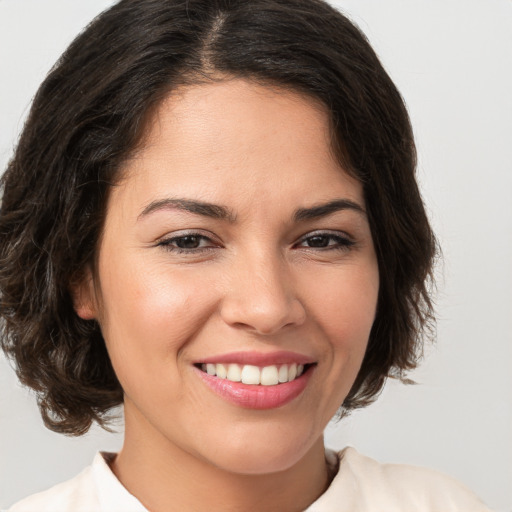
[154,229,356,253]
[294,229,356,250]
[156,229,222,252]
[296,229,354,242]
[156,229,218,243]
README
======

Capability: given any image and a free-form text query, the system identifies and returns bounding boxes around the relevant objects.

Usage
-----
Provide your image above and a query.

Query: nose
[219,250,306,335]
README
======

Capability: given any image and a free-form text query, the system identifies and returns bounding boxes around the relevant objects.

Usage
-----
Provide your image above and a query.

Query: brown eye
[297,232,355,251]
[304,235,330,248]
[158,233,217,253]
[175,235,202,249]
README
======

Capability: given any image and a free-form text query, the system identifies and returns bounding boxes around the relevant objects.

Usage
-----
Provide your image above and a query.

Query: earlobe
[69,269,97,320]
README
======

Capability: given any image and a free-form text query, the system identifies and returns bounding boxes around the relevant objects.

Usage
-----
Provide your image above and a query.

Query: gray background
[1,0,511,510]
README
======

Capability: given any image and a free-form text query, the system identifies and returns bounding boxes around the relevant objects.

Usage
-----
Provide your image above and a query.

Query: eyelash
[157,231,355,254]
[157,233,217,254]
[295,231,355,251]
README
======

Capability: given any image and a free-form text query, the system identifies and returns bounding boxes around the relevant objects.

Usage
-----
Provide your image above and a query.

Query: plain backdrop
[0,1,511,510]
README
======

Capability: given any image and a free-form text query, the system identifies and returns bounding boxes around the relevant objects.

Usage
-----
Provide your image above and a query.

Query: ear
[69,267,97,320]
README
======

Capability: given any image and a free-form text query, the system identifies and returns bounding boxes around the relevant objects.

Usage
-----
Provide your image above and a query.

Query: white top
[4,448,492,512]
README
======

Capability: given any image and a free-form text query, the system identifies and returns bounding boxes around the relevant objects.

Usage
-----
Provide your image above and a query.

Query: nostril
[220,296,306,335]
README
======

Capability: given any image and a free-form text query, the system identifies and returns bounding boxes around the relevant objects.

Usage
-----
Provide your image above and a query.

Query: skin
[75,78,379,512]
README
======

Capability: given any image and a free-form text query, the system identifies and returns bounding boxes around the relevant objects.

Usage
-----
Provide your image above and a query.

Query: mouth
[195,362,314,386]
[193,353,316,409]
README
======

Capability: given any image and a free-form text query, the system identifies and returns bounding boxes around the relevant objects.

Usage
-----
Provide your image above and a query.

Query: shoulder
[308,447,493,512]
[4,452,146,512]
[4,463,99,512]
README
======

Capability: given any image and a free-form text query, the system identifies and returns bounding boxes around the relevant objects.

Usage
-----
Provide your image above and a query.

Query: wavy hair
[0,0,437,435]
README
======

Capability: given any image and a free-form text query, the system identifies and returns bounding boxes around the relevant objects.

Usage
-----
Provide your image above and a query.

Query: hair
[0,0,437,435]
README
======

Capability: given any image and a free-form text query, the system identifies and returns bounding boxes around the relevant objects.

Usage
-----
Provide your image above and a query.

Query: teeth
[201,363,309,385]
[241,365,260,385]
[261,366,279,386]
[227,364,242,382]
[216,363,227,379]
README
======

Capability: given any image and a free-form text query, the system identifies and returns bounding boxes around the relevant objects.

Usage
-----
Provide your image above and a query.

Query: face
[76,78,379,475]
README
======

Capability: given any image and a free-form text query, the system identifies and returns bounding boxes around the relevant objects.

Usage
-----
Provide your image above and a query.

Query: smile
[194,353,316,409]
[199,363,306,385]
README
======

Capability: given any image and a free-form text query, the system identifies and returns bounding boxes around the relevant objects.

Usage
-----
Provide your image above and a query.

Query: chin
[215,449,305,476]
[199,426,321,476]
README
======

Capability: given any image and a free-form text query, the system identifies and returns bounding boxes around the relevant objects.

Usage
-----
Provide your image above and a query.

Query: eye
[296,231,355,251]
[157,233,218,253]
[172,235,205,249]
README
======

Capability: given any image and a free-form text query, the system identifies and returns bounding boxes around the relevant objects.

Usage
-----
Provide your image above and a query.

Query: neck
[111,407,331,512]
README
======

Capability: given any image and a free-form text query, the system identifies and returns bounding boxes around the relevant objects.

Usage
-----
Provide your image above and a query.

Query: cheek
[96,259,218,383]
[311,260,377,323]
[303,261,379,363]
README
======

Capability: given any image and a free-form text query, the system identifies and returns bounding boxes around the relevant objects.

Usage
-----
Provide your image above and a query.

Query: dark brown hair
[0,0,436,435]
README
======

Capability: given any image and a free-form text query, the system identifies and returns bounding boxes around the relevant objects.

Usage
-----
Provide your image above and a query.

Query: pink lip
[194,365,313,409]
[196,350,315,366]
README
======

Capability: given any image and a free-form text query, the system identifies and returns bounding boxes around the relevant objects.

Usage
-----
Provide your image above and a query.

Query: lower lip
[194,366,313,409]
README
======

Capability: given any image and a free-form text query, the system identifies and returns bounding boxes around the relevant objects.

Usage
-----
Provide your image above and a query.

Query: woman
[0,0,494,510]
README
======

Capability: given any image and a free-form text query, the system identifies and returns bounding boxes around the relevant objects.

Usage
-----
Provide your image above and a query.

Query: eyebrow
[293,199,366,222]
[138,198,237,222]
[138,197,365,223]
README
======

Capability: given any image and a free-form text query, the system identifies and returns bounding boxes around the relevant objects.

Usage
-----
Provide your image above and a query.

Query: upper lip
[196,351,316,367]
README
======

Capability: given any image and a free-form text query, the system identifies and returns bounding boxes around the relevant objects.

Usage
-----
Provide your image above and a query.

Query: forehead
[137,79,332,161]
[114,78,363,217]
